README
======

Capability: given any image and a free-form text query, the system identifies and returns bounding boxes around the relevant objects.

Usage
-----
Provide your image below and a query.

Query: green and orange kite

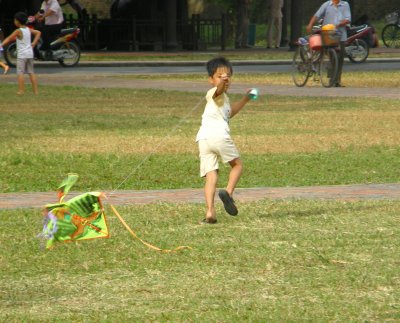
[39,173,191,252]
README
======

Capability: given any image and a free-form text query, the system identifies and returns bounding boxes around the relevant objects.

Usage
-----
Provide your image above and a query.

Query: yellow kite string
[109,203,192,253]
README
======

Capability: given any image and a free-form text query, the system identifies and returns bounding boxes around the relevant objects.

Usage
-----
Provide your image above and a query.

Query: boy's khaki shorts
[198,138,240,177]
[17,58,34,74]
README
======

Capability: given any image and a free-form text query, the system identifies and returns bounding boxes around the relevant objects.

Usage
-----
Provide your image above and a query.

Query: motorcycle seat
[348,24,368,33]
[59,27,78,36]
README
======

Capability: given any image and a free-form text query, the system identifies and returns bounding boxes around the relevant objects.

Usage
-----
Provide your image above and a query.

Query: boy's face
[209,66,232,92]
[14,19,21,27]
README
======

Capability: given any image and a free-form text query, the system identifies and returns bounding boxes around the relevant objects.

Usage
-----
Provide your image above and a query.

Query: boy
[2,12,41,95]
[196,57,255,224]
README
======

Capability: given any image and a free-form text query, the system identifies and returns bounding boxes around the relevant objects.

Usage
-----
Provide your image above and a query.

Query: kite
[39,174,191,252]
[39,173,109,249]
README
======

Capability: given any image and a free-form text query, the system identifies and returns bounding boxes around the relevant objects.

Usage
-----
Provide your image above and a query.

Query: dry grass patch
[5,110,400,155]
[115,71,400,88]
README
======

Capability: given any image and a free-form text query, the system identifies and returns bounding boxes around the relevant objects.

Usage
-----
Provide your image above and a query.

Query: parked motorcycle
[344,24,374,63]
[4,16,81,68]
[313,22,375,64]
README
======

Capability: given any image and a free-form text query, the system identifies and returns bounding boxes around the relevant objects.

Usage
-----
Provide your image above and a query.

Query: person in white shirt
[1,12,41,94]
[36,0,64,52]
[267,0,284,48]
[196,57,254,224]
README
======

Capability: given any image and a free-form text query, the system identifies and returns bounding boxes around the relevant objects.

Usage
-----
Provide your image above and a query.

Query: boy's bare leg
[1,63,9,74]
[29,73,39,95]
[17,74,25,95]
[204,170,218,221]
[226,158,243,197]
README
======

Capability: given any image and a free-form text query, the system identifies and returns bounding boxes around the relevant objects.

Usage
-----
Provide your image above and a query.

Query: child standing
[196,57,255,224]
[2,12,41,95]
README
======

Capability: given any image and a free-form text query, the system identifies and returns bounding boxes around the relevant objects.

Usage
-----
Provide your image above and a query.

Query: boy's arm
[1,29,21,47]
[31,29,42,47]
[230,93,251,118]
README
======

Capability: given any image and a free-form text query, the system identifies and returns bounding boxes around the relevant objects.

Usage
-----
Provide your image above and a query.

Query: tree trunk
[166,0,178,50]
[289,0,303,51]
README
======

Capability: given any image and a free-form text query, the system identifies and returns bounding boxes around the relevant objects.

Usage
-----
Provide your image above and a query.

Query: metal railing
[61,13,228,51]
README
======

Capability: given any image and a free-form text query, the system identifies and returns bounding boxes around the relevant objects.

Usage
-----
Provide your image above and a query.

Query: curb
[34,57,400,68]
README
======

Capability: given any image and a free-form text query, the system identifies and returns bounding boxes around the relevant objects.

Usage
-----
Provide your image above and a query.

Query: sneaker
[218,189,238,216]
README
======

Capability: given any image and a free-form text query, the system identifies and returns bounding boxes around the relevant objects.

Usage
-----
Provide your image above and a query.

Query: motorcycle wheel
[381,24,400,48]
[347,39,369,64]
[4,42,17,68]
[58,41,80,67]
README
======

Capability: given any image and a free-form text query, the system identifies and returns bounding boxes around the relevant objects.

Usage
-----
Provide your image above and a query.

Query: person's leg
[275,16,282,48]
[26,60,38,94]
[17,74,25,95]
[335,41,345,86]
[226,157,243,197]
[29,73,38,95]
[16,58,25,94]
[0,62,9,74]
[267,15,273,48]
[272,16,279,47]
[40,25,50,51]
[204,170,218,222]
[199,139,219,222]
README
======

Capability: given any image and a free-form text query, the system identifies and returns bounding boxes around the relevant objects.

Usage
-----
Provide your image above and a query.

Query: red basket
[309,34,322,51]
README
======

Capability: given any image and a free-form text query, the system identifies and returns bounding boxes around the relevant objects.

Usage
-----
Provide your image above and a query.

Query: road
[33,60,400,75]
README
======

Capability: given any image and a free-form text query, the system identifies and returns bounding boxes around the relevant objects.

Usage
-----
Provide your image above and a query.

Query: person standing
[266,0,284,48]
[196,57,256,224]
[235,0,251,49]
[36,0,64,53]
[306,0,351,87]
[1,12,41,95]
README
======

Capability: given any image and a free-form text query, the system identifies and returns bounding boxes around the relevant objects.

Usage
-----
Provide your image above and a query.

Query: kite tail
[37,211,58,249]
[109,204,192,253]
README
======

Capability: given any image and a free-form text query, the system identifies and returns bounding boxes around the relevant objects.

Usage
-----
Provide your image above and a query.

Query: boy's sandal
[3,66,9,75]
[199,218,217,225]
[218,189,238,216]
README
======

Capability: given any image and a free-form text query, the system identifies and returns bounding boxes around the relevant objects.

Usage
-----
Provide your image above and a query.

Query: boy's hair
[14,12,28,25]
[206,57,233,77]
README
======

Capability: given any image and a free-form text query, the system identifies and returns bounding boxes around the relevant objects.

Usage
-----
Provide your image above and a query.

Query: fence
[62,13,228,51]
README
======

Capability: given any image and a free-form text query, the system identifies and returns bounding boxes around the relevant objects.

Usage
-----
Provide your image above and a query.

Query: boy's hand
[220,73,229,84]
[216,73,230,93]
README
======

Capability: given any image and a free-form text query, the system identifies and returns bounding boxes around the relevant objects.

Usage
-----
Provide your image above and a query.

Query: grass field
[1,73,399,321]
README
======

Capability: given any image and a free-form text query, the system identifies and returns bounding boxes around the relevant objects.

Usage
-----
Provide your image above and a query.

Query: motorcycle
[344,24,374,63]
[312,18,376,64]
[4,16,81,68]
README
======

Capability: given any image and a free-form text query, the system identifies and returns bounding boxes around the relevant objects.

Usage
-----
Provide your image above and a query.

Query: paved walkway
[2,183,400,210]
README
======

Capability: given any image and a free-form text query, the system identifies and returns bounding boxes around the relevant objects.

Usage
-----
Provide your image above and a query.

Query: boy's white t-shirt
[17,27,33,59]
[196,87,232,142]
